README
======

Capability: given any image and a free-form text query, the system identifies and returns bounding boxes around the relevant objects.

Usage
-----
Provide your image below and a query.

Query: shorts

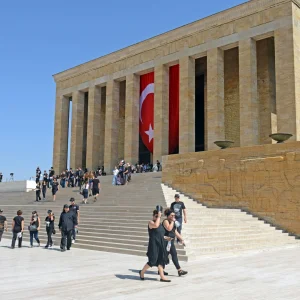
[82,189,88,198]
[92,188,99,196]
[52,189,57,195]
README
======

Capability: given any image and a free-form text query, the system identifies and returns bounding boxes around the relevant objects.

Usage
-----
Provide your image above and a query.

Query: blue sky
[0,0,244,180]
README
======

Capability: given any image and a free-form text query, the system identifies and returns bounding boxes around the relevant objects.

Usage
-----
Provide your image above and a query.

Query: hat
[63,204,69,209]
[69,198,75,202]
[0,209,3,213]
[174,194,180,198]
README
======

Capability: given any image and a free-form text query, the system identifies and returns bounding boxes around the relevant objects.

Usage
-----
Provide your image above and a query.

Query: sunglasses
[154,215,159,218]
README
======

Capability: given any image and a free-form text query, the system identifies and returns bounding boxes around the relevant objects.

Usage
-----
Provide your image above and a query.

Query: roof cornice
[53,0,292,83]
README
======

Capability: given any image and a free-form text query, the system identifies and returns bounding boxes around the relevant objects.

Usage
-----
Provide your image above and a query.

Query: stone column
[86,85,101,171]
[274,21,300,140]
[179,56,195,153]
[53,94,70,174]
[104,80,120,174]
[239,38,259,146]
[70,90,85,169]
[124,74,140,164]
[154,64,169,162]
[207,48,225,150]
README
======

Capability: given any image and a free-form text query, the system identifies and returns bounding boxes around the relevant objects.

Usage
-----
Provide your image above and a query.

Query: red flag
[139,72,154,153]
[169,64,179,154]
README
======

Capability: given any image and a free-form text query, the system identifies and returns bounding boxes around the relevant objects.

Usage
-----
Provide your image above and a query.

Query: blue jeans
[112,175,117,185]
[61,178,65,188]
[175,217,182,242]
[30,231,40,246]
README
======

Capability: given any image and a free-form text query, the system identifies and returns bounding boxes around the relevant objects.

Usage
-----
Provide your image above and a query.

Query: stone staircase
[0,173,188,261]
[162,184,300,259]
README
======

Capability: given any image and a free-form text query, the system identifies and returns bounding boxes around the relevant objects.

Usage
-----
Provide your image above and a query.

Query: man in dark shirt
[58,204,78,252]
[49,167,55,188]
[69,198,80,244]
[170,194,187,242]
[0,172,3,182]
[91,177,100,202]
[0,209,8,242]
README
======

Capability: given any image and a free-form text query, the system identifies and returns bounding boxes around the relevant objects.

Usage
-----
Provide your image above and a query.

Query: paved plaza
[0,238,299,299]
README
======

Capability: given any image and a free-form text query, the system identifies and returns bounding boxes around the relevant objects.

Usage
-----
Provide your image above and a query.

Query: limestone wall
[162,142,300,236]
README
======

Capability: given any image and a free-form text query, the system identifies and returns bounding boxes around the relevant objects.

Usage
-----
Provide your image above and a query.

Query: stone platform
[0,238,299,300]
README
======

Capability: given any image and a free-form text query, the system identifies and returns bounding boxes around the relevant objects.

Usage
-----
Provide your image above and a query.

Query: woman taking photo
[45,210,55,248]
[139,209,170,282]
[11,210,24,249]
[29,211,40,247]
[52,177,59,201]
[162,208,188,276]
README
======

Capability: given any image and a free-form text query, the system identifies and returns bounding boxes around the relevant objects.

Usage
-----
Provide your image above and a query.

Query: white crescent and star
[139,83,154,124]
[140,83,154,144]
[145,124,154,143]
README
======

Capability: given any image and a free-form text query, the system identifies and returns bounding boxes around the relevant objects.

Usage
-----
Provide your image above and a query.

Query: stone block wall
[162,142,300,236]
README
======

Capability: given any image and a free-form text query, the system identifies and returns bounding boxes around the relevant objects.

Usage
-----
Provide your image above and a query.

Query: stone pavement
[1,238,299,300]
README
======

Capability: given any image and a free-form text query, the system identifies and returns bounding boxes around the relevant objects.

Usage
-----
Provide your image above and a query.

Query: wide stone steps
[161,184,300,257]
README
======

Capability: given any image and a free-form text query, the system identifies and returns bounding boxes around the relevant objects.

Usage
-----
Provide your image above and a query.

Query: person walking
[112,166,119,185]
[11,210,24,249]
[35,181,41,202]
[58,204,78,252]
[52,177,59,201]
[139,209,170,282]
[69,198,80,243]
[81,180,89,204]
[91,175,100,202]
[29,211,41,247]
[45,210,55,248]
[162,208,188,276]
[41,180,47,200]
[49,167,55,188]
[0,209,8,242]
[0,172,3,183]
[170,194,187,243]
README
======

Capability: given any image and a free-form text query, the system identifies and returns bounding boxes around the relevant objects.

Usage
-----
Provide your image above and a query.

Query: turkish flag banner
[139,72,154,153]
[169,64,179,154]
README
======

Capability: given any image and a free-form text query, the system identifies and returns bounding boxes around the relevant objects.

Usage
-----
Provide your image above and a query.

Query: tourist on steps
[45,210,55,248]
[170,194,187,243]
[35,181,41,201]
[139,209,171,282]
[29,211,41,247]
[58,204,78,252]
[163,208,188,277]
[42,179,47,200]
[0,209,8,242]
[69,198,80,243]
[91,174,100,202]
[52,177,59,201]
[82,180,89,204]
[11,210,24,249]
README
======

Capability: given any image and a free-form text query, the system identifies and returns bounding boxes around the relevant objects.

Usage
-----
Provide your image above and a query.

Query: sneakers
[45,245,49,248]
[72,240,75,244]
[30,245,33,248]
[61,248,66,252]
[49,245,52,248]
[38,243,40,247]
[178,270,188,276]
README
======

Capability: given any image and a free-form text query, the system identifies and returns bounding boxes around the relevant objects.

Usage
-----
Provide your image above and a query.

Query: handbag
[52,229,56,235]
[28,225,37,231]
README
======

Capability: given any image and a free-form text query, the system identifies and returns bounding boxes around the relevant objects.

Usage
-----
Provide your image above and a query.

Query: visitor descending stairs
[162,184,300,260]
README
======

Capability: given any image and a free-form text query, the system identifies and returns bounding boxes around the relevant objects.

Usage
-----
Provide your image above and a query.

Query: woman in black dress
[139,210,170,282]
[163,208,188,276]
[52,177,59,201]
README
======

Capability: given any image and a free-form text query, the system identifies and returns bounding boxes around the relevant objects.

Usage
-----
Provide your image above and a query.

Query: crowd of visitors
[0,197,79,251]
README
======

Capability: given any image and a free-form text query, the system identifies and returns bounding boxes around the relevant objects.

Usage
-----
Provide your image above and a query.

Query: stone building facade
[53,0,300,174]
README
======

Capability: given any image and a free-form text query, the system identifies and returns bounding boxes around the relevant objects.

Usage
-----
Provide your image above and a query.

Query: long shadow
[115,274,157,281]
[129,269,177,277]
